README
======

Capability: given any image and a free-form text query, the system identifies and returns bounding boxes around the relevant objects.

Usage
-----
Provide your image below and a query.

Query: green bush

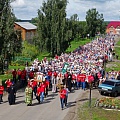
[22,41,39,59]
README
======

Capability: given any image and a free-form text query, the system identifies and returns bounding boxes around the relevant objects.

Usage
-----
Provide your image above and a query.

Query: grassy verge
[36,38,91,60]
[115,38,120,60]
[66,38,91,53]
[0,65,25,85]
[106,62,120,72]
[9,65,25,70]
[105,38,120,72]
[78,99,120,120]
[36,52,52,61]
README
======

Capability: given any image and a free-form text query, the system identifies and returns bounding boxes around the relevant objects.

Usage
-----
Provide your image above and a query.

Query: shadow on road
[47,93,58,97]
[16,95,24,99]
[15,100,25,105]
[67,101,76,108]
[3,100,8,103]
[77,98,89,102]
[32,100,51,106]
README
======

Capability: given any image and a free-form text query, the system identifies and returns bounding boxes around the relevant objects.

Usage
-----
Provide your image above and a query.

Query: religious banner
[36,74,43,82]
[62,62,69,74]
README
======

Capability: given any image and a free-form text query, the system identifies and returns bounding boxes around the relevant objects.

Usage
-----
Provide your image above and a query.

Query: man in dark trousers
[8,82,16,105]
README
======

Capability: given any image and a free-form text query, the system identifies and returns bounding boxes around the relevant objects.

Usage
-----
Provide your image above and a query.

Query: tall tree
[70,14,79,39]
[86,8,105,37]
[36,0,68,56]
[0,0,22,62]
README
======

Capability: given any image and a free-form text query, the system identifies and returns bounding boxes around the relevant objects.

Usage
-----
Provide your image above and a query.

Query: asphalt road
[0,88,85,120]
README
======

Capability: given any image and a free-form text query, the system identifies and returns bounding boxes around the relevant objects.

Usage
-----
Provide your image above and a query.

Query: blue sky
[11,0,120,21]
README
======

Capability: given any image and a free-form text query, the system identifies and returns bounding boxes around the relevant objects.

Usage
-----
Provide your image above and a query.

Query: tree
[0,0,22,62]
[31,17,38,26]
[36,0,69,56]
[69,14,79,39]
[86,8,105,37]
[78,21,87,38]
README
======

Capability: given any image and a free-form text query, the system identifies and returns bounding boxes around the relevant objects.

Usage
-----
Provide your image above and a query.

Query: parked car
[98,79,120,97]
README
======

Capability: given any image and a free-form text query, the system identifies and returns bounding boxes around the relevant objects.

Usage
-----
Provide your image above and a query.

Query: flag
[62,62,69,74]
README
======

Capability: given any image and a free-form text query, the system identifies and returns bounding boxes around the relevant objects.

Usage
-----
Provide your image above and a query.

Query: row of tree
[33,0,106,56]
[0,0,107,62]
[0,0,22,71]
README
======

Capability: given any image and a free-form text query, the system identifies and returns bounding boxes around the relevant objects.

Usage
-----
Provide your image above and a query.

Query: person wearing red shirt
[12,69,17,83]
[22,68,27,80]
[72,73,76,89]
[48,70,52,75]
[29,70,34,79]
[20,71,26,88]
[48,70,52,88]
[81,73,86,90]
[17,68,22,81]
[59,86,67,110]
[0,83,4,103]
[97,72,101,79]
[5,79,12,91]
[32,77,37,96]
[87,73,94,88]
[36,84,41,104]
[40,81,46,103]
[55,54,59,59]
[44,78,49,97]
[53,71,58,78]
[76,73,81,89]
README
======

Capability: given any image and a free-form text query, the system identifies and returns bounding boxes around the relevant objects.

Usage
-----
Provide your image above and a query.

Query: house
[14,22,37,40]
[106,21,120,35]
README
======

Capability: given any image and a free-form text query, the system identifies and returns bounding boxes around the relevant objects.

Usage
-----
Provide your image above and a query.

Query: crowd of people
[0,34,120,110]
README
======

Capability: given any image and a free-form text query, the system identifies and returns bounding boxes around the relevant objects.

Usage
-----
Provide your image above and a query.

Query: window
[102,81,115,86]
[115,83,120,86]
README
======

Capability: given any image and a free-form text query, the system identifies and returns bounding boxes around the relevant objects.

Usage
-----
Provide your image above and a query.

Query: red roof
[107,21,120,29]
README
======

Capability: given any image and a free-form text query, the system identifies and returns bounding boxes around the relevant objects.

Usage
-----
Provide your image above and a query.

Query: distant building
[14,22,37,40]
[106,21,120,35]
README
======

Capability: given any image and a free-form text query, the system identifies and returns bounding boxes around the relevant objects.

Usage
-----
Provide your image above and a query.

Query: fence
[14,57,31,62]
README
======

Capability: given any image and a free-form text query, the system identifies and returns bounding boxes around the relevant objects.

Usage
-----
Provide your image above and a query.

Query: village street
[2,84,120,120]
[0,88,89,120]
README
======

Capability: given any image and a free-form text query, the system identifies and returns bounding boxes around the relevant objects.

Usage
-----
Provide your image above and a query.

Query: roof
[15,22,37,30]
[107,21,120,29]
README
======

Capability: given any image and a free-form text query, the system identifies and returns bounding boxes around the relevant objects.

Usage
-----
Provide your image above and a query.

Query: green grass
[36,38,91,60]
[9,65,25,70]
[0,65,25,84]
[66,38,91,53]
[0,74,12,87]
[115,39,120,60]
[36,52,52,61]
[116,40,120,46]
[105,38,120,72]
[78,99,120,120]
[106,62,120,72]
[115,47,120,60]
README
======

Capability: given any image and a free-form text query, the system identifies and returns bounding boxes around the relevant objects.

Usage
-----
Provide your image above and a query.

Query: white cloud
[11,0,25,8]
[11,0,120,21]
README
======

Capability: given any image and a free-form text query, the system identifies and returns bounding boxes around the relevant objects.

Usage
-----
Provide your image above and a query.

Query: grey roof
[15,22,37,30]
